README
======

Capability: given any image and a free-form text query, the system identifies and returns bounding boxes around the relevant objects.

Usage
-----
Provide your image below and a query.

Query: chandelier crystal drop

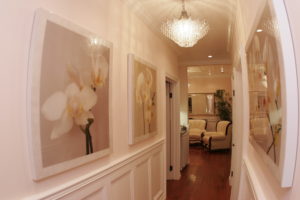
[161,0,209,47]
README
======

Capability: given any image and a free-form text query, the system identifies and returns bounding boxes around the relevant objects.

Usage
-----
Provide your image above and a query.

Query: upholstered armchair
[202,120,232,150]
[249,117,271,144]
[188,119,207,143]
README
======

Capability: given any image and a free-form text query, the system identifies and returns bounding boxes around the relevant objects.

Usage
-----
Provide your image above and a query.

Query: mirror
[188,93,215,115]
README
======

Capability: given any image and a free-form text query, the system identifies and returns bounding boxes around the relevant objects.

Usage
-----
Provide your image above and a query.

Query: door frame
[165,74,181,181]
[230,61,245,200]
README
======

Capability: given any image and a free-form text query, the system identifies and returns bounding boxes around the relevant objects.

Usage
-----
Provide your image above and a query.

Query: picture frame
[188,93,215,115]
[245,0,298,187]
[27,9,113,180]
[127,54,158,145]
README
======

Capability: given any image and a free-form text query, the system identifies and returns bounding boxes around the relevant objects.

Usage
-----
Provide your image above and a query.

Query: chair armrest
[210,134,226,141]
[203,132,223,137]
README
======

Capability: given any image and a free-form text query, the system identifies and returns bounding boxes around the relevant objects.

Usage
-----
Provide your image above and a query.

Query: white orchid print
[41,37,109,155]
[42,83,97,139]
[91,54,108,89]
[136,68,155,135]
[89,37,109,89]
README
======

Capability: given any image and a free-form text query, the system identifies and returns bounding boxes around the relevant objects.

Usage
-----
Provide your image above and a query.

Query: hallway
[167,145,231,200]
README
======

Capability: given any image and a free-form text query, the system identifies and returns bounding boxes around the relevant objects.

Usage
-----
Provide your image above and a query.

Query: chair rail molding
[24,139,165,200]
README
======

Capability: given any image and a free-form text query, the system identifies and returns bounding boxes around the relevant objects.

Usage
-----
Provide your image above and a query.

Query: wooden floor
[167,144,231,200]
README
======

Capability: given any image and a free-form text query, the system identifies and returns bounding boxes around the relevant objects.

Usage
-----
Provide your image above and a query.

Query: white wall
[232,0,300,199]
[0,0,179,199]
[179,66,188,127]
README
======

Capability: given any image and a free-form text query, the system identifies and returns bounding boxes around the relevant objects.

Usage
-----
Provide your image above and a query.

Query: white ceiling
[125,0,237,65]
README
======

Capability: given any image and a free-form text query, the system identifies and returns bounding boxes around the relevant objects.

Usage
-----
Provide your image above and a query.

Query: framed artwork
[128,54,157,145]
[188,93,215,115]
[27,9,112,180]
[246,0,298,187]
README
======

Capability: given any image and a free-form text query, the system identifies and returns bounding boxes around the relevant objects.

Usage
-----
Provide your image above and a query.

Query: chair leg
[208,137,212,152]
[200,132,205,146]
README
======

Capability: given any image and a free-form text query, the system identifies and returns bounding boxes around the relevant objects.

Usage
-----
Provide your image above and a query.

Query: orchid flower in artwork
[42,83,97,140]
[41,37,109,155]
[136,68,154,134]
[88,37,109,89]
[91,54,109,89]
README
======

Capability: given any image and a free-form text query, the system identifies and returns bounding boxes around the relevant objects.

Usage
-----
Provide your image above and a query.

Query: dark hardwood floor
[167,144,231,200]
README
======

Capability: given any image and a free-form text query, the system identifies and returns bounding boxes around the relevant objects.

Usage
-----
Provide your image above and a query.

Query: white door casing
[230,63,245,200]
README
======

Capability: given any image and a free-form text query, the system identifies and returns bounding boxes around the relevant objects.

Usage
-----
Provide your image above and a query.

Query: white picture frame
[128,54,158,145]
[27,8,113,180]
[245,0,298,187]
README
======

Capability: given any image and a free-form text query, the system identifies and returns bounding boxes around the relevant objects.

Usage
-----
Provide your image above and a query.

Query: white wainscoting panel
[83,189,104,200]
[134,160,150,200]
[24,139,165,200]
[151,151,163,200]
[111,172,131,200]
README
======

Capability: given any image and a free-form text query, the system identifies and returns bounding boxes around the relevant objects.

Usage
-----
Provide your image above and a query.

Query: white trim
[230,65,245,200]
[165,75,181,180]
[148,156,152,200]
[272,0,299,187]
[243,157,265,200]
[27,8,113,180]
[243,0,299,187]
[127,54,158,145]
[24,139,165,200]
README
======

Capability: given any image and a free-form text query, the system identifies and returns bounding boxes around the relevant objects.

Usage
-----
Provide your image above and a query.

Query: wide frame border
[27,8,113,180]
[245,0,298,187]
[127,54,158,145]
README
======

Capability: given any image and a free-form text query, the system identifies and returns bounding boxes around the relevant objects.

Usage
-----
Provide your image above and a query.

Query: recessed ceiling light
[208,55,213,58]
[256,29,263,33]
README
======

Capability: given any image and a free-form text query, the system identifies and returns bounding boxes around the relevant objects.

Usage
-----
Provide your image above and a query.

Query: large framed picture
[246,0,298,187]
[128,54,157,145]
[27,9,112,180]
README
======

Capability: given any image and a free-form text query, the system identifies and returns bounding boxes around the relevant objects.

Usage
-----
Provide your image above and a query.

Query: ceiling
[125,0,237,65]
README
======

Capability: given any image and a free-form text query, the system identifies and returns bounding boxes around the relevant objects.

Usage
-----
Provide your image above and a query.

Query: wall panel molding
[24,139,165,200]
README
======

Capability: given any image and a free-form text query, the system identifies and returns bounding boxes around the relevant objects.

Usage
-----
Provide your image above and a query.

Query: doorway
[166,80,173,180]
[167,65,233,199]
[165,78,181,181]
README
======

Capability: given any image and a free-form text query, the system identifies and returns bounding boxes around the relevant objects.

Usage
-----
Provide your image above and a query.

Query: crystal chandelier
[161,0,209,47]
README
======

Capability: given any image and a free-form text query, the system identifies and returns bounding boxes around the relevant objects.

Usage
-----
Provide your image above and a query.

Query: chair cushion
[250,127,270,141]
[189,129,205,140]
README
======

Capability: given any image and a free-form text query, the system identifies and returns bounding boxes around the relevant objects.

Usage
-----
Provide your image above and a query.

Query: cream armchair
[202,120,232,150]
[250,117,270,143]
[188,119,207,143]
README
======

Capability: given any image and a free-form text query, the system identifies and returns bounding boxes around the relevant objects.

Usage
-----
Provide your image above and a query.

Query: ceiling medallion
[161,0,209,47]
